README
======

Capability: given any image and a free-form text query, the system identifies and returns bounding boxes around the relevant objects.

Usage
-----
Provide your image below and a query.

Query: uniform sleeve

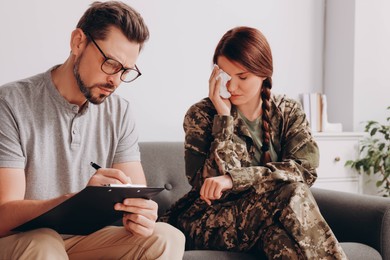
[228,98,319,192]
[183,102,248,190]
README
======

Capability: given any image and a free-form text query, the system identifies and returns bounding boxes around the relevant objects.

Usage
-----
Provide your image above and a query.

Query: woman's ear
[70,28,87,56]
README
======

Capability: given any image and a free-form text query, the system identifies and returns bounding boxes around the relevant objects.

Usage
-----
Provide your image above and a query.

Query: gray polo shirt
[0,67,140,200]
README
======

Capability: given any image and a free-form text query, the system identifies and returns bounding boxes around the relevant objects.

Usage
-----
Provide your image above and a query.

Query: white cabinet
[312,132,365,194]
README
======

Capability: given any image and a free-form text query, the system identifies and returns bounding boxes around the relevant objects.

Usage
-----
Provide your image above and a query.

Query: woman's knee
[277,182,312,202]
[284,182,309,193]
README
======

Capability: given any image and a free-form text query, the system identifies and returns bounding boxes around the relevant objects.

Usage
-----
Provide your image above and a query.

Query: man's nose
[106,72,122,88]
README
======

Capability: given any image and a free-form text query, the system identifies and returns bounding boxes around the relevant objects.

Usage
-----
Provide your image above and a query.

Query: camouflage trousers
[175,182,347,260]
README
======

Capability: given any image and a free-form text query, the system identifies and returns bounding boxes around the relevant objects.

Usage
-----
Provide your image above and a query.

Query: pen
[90,162,102,170]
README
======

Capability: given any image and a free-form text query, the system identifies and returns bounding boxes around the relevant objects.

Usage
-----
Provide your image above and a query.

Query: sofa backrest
[139,142,191,216]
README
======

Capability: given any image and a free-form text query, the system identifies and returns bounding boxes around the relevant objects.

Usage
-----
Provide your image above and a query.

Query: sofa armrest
[311,187,390,260]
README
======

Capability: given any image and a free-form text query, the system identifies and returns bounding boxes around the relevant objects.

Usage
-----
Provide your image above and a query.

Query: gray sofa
[139,142,390,260]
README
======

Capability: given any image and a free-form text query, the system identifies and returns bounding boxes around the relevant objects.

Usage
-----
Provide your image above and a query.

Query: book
[300,92,342,133]
[309,93,320,132]
[321,95,342,132]
[316,93,323,131]
[301,93,311,125]
[13,186,164,235]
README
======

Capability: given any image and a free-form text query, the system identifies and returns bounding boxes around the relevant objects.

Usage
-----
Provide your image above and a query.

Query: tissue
[216,70,231,98]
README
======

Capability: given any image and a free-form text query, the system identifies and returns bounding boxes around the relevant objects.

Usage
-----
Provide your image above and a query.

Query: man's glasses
[85,32,141,83]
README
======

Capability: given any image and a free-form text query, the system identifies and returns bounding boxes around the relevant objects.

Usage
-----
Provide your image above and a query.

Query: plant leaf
[376,180,383,187]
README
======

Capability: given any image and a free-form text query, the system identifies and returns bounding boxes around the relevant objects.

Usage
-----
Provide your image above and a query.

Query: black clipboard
[13,186,164,235]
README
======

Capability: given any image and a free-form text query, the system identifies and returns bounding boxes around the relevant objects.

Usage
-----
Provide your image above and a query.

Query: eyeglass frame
[84,32,142,83]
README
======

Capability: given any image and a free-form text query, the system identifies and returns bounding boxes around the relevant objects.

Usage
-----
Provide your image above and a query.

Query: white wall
[353,0,390,130]
[0,0,325,141]
[324,0,390,132]
[323,0,355,131]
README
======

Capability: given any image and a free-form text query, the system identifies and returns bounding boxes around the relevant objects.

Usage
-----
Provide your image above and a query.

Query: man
[0,1,185,259]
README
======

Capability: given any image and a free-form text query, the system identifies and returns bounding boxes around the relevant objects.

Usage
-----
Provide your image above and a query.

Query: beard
[73,54,115,105]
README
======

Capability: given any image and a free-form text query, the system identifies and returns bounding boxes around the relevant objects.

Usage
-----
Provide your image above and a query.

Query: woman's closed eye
[236,72,249,80]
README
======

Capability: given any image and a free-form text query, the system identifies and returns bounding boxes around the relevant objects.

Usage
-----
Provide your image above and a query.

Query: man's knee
[8,228,67,260]
[152,222,185,249]
[146,222,185,259]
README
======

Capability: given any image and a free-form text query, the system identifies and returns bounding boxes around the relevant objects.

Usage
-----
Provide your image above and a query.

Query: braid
[260,78,272,164]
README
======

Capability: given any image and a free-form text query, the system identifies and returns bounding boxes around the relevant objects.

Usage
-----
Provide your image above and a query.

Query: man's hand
[115,198,158,237]
[87,168,132,186]
[89,162,155,236]
[200,175,233,205]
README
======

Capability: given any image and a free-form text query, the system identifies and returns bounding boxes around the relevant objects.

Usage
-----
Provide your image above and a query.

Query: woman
[160,26,347,259]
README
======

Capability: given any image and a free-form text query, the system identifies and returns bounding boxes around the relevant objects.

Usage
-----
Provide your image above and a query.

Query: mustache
[93,83,115,90]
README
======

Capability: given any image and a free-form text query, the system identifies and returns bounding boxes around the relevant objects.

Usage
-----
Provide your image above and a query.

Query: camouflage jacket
[160,94,319,223]
[184,94,319,194]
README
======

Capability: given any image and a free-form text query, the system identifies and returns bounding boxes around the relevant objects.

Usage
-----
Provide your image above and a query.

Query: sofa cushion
[341,243,381,260]
[182,243,381,260]
[184,250,259,260]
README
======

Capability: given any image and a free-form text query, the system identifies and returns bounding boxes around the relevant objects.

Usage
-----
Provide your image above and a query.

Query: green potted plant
[345,106,390,197]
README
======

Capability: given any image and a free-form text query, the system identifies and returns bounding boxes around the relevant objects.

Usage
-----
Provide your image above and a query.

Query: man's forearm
[0,193,73,237]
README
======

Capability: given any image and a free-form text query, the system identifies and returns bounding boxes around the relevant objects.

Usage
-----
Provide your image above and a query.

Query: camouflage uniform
[160,94,347,259]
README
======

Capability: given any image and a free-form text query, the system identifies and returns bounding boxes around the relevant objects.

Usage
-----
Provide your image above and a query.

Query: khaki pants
[0,223,185,260]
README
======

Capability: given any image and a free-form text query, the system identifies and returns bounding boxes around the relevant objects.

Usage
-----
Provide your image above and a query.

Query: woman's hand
[200,175,233,205]
[209,65,231,116]
[115,198,158,237]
